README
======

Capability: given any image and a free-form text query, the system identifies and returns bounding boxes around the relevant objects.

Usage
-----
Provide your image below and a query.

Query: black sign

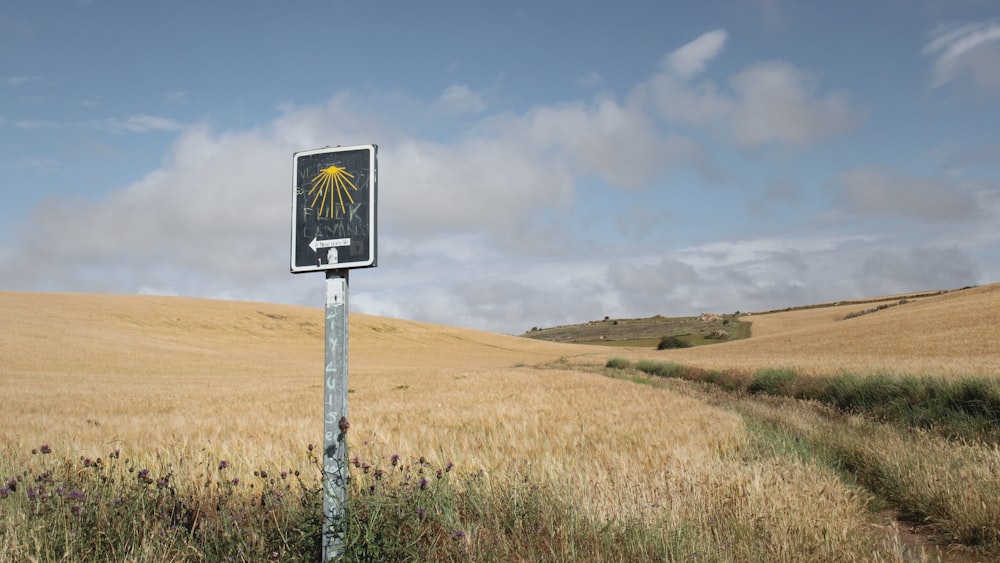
[291,145,377,273]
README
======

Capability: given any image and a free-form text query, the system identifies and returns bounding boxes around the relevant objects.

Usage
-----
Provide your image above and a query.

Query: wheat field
[639,284,1000,377]
[4,285,999,558]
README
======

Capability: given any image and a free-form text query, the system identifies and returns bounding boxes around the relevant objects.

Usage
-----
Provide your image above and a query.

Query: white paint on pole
[322,270,350,559]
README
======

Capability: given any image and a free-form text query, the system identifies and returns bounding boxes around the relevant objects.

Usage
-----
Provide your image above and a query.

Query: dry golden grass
[0,293,777,537]
[7,287,995,557]
[628,283,1000,377]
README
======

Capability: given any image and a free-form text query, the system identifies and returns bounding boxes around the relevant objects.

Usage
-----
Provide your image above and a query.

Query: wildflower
[419,477,428,490]
[231,478,240,486]
[0,486,9,499]
[83,458,93,467]
[280,470,288,480]
[40,445,51,455]
[109,449,120,460]
[68,490,86,502]
[6,479,15,493]
[71,505,83,516]
[415,508,427,520]
[390,454,400,466]
[26,487,37,500]
[137,468,152,485]
[350,457,360,468]
[452,530,467,541]
[436,469,443,479]
[157,475,170,489]
[445,461,454,472]
[218,460,229,471]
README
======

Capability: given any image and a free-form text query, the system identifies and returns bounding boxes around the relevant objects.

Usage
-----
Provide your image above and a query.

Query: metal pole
[322,269,349,560]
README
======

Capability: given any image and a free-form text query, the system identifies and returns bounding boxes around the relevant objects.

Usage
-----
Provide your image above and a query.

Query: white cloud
[435,84,488,115]
[665,29,728,79]
[2,75,41,86]
[512,96,701,189]
[106,114,184,133]
[638,31,858,147]
[924,20,1000,90]
[14,113,184,133]
[726,62,855,147]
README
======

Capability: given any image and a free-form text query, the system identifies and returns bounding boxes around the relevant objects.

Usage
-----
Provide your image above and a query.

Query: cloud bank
[1,29,992,333]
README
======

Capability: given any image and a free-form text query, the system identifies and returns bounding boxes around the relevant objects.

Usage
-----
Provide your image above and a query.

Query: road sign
[291,145,377,272]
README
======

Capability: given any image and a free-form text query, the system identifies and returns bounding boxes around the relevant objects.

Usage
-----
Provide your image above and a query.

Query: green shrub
[605,357,632,370]
[657,336,691,350]
[635,360,686,379]
[748,368,797,396]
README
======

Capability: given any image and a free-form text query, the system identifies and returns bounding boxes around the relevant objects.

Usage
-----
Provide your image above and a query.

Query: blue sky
[2,0,998,334]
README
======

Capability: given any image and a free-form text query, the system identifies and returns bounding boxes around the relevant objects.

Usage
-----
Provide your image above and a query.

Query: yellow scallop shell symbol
[308,164,358,218]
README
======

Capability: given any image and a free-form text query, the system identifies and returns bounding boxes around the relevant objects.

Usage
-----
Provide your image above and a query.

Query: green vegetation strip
[611,358,1000,445]
[605,358,1000,551]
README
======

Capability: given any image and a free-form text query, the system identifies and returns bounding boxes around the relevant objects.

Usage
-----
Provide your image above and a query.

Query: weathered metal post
[322,269,349,558]
[290,144,377,561]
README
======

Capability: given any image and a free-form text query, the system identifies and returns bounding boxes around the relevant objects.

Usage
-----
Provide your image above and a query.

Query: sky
[1,0,999,335]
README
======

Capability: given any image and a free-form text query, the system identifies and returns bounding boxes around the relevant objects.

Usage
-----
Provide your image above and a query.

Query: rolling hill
[2,283,998,380]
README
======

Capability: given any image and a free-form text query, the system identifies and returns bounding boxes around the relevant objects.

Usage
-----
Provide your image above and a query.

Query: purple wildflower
[0,487,9,499]
[218,460,229,471]
[415,508,427,520]
[71,505,83,516]
[68,490,86,502]
[419,477,429,490]
[40,445,51,455]
[452,530,467,541]
[390,454,400,466]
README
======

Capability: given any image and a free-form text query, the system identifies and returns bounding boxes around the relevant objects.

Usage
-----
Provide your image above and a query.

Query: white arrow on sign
[309,237,351,252]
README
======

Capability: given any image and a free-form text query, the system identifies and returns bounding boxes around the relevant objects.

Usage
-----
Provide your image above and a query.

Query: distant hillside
[521,313,750,348]
[0,292,607,380]
[2,283,997,380]
[629,283,1000,377]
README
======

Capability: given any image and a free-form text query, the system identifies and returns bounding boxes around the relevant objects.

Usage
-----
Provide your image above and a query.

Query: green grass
[603,358,1000,553]
[607,358,1000,444]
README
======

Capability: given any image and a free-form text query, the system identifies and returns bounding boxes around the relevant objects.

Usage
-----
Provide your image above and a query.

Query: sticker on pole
[291,145,377,272]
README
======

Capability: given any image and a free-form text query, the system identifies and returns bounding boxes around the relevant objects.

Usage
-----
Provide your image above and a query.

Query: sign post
[290,144,377,560]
